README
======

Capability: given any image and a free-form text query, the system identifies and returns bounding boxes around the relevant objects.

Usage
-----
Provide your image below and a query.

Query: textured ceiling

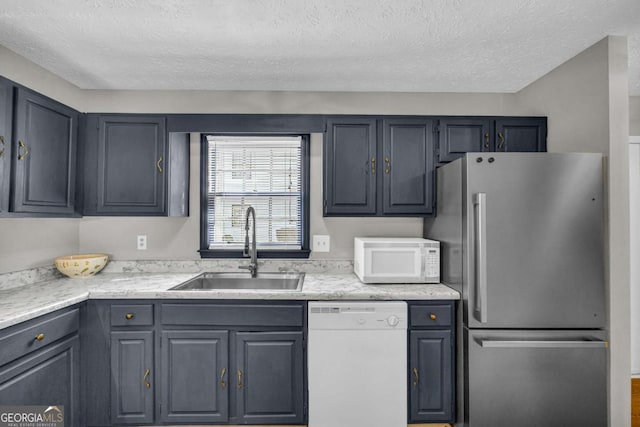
[0,0,639,94]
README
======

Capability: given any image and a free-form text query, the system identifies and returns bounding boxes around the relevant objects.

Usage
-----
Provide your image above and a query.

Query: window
[200,134,310,258]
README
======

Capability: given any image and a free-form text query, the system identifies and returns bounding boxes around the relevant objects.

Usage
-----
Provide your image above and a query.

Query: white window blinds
[205,135,303,250]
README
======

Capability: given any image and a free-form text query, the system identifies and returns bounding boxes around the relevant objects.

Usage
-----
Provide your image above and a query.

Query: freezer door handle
[476,339,608,349]
[473,192,488,323]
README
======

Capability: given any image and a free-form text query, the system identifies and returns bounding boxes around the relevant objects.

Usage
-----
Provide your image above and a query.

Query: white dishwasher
[308,301,407,427]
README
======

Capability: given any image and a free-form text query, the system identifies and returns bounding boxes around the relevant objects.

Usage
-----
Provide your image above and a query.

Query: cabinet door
[12,87,78,214]
[235,331,304,424]
[495,117,547,152]
[324,117,377,215]
[110,331,154,424]
[437,117,492,163]
[0,78,12,214]
[0,336,80,426]
[160,330,229,423]
[97,116,166,215]
[409,330,453,423]
[382,118,435,215]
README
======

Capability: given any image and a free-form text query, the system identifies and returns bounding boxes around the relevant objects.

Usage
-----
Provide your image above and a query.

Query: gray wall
[631,96,640,135]
[516,36,630,427]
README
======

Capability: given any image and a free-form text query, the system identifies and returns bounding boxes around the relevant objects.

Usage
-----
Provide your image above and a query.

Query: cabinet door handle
[18,140,28,160]
[143,368,151,389]
[429,313,437,321]
[125,313,134,320]
[371,157,376,174]
[484,132,490,149]
[384,156,390,174]
[0,135,5,157]
[412,367,419,388]
[220,368,227,388]
[237,369,243,389]
[497,132,505,150]
[35,333,45,341]
[157,157,163,173]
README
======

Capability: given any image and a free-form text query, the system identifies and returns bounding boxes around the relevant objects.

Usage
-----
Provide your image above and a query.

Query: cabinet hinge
[323,199,327,208]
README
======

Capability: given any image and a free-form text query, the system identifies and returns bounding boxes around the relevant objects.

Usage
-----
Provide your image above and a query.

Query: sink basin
[170,272,304,291]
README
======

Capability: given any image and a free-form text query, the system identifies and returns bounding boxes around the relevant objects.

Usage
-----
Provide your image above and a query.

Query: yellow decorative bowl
[54,253,109,278]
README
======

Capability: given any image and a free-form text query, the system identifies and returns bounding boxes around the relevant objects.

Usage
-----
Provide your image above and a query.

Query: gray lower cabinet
[408,302,455,424]
[235,331,304,424]
[0,307,80,426]
[159,301,306,425]
[160,330,229,423]
[110,330,154,424]
[82,300,307,426]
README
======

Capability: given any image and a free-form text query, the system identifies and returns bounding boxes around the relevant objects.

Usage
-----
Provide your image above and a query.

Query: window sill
[199,249,311,259]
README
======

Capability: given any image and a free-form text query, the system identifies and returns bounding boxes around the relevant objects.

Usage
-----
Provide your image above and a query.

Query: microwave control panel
[426,248,440,278]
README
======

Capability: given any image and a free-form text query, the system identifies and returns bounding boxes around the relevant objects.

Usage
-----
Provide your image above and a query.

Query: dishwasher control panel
[308,301,408,330]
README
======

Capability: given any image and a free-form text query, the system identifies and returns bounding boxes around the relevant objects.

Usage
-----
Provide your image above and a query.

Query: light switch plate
[313,235,330,252]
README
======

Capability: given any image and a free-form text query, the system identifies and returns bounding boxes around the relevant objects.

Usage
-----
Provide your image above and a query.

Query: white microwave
[354,237,440,284]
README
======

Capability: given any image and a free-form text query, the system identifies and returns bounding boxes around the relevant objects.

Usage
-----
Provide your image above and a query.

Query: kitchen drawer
[111,304,154,326]
[161,303,304,327]
[410,303,453,328]
[0,308,79,367]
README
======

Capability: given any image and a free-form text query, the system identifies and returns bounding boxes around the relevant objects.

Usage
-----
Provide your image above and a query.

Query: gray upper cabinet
[161,330,229,424]
[0,78,12,213]
[89,115,167,215]
[235,331,305,424]
[324,116,435,217]
[324,117,377,215]
[12,87,78,215]
[437,117,492,163]
[382,118,434,215]
[495,117,547,152]
[437,117,547,163]
[110,330,154,425]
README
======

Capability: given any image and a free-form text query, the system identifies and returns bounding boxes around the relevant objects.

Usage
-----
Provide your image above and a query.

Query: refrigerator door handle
[476,339,608,349]
[473,192,488,323]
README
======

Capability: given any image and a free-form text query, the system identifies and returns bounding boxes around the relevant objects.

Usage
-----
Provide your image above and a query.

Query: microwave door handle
[473,193,488,323]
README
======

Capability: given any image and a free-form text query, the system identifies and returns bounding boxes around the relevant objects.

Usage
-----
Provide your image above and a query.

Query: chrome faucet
[239,206,258,277]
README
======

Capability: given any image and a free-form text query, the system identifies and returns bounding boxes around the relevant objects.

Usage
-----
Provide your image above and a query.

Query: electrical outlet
[313,235,330,252]
[137,235,147,250]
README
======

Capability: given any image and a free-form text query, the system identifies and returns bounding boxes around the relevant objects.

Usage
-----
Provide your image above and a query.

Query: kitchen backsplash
[0,259,354,290]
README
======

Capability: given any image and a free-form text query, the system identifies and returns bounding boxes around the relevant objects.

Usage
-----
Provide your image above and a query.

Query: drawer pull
[143,368,151,389]
[35,333,45,341]
[412,367,419,388]
[125,313,135,320]
[220,368,227,388]
[429,313,437,321]
[237,369,243,389]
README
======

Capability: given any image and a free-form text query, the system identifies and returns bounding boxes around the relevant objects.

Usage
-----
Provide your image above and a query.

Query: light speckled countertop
[0,261,459,330]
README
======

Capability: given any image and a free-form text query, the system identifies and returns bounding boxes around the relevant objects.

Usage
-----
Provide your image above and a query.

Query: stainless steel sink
[170,272,304,291]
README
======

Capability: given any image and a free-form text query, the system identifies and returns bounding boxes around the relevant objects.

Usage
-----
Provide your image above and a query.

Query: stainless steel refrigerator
[424,153,607,427]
